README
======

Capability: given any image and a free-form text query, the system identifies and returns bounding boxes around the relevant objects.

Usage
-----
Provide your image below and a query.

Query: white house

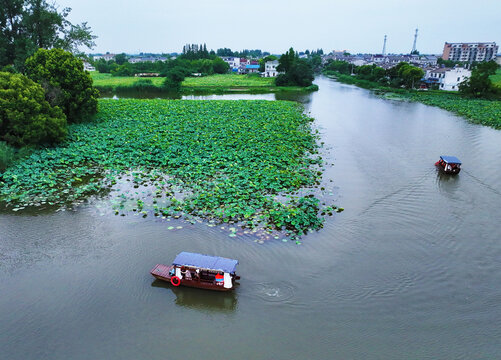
[82,61,95,72]
[425,67,471,91]
[92,53,115,61]
[263,60,279,77]
[222,57,240,71]
[440,67,471,91]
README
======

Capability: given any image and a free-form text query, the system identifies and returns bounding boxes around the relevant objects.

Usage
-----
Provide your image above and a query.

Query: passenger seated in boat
[180,266,191,280]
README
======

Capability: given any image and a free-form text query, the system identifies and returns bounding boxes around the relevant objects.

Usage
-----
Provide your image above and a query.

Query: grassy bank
[325,70,501,129]
[91,72,318,94]
[0,99,336,237]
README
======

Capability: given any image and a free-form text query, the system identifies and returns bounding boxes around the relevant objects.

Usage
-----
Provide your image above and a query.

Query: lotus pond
[0,99,339,238]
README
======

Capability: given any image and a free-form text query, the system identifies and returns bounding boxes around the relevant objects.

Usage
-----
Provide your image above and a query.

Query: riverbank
[91,72,318,94]
[324,71,501,129]
[0,99,335,237]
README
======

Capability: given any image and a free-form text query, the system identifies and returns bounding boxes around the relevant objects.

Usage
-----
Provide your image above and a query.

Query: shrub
[0,72,67,147]
[25,48,99,123]
[275,73,290,86]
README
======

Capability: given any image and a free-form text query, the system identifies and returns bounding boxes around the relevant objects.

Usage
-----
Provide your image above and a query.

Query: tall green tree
[277,47,296,73]
[25,48,99,123]
[0,0,96,69]
[276,47,314,87]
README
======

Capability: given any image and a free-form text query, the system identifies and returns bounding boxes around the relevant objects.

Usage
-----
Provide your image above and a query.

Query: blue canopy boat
[151,252,240,291]
[435,155,461,174]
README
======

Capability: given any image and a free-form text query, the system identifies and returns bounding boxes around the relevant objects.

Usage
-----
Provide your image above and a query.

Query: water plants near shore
[0,99,339,238]
[325,71,501,129]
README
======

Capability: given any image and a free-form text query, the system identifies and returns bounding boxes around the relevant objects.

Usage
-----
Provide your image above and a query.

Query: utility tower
[411,28,418,53]
[382,35,387,55]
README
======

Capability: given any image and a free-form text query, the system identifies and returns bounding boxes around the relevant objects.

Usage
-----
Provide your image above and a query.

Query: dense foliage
[0,71,66,147]
[0,99,336,236]
[276,48,314,87]
[216,48,268,58]
[0,0,96,70]
[459,61,500,98]
[25,48,99,123]
[324,60,424,89]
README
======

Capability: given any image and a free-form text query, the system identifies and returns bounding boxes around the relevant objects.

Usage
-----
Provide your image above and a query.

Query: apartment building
[442,42,498,62]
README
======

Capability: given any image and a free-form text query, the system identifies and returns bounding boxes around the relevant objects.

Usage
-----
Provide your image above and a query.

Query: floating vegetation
[0,99,339,237]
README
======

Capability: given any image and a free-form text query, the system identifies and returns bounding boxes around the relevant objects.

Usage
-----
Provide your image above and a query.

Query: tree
[288,59,314,86]
[213,57,229,74]
[0,71,66,147]
[277,47,296,73]
[276,47,314,87]
[163,66,187,91]
[398,63,424,89]
[114,53,127,65]
[0,0,96,69]
[25,48,99,123]
[459,61,499,98]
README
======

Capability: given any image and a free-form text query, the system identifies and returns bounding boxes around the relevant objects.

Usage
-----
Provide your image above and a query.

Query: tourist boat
[150,252,240,291]
[435,155,461,174]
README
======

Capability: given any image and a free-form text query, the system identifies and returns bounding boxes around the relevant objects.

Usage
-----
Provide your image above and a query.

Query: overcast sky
[59,0,500,55]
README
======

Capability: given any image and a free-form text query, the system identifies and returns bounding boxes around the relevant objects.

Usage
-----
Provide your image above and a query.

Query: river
[1,76,500,359]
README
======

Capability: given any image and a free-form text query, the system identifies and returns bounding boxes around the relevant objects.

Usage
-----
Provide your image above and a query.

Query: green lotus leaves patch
[0,99,338,237]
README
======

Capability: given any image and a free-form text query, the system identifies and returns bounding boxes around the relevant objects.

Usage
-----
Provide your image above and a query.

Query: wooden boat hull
[150,264,235,292]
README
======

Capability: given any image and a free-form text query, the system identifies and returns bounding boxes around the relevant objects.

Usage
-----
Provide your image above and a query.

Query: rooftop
[172,252,239,273]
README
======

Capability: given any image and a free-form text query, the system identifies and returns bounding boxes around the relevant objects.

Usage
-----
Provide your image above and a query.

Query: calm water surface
[1,76,501,359]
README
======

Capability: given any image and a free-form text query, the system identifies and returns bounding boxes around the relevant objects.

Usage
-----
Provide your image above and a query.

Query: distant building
[442,42,498,62]
[245,64,260,74]
[424,67,471,91]
[496,56,501,66]
[128,56,167,63]
[222,57,240,72]
[263,60,279,77]
[82,61,95,72]
[92,53,115,61]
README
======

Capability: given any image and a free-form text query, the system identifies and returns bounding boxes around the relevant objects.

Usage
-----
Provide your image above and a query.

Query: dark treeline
[324,60,424,89]
[323,59,500,98]
[216,48,270,58]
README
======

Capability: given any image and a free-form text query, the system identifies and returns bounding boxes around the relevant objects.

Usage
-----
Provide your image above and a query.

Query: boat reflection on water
[151,280,238,312]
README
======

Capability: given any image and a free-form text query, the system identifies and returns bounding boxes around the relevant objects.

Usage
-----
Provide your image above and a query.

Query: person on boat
[181,266,190,280]
[215,272,224,285]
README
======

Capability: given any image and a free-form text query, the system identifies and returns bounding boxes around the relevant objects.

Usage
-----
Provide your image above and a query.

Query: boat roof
[440,155,462,164]
[172,252,239,273]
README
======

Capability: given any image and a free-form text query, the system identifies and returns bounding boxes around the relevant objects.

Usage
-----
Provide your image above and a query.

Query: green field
[0,99,336,237]
[90,72,165,87]
[182,74,274,88]
[90,72,315,93]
